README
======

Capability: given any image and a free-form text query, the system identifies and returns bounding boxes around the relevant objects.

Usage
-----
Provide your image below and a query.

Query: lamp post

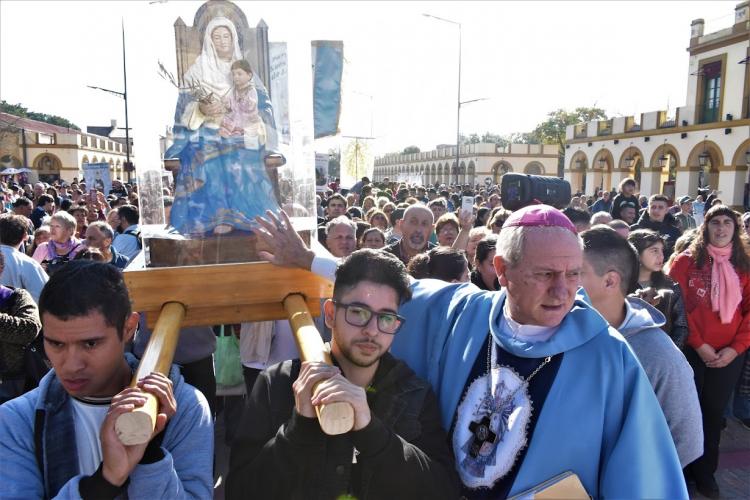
[423,13,461,186]
[624,142,635,169]
[87,20,132,182]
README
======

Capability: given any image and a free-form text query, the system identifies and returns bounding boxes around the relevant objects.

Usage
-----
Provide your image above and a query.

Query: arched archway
[524,161,544,175]
[649,142,680,197]
[0,153,22,169]
[568,151,588,194]
[591,148,614,193]
[618,146,644,189]
[467,161,476,185]
[732,139,750,168]
[81,155,90,167]
[491,161,513,184]
[687,140,723,190]
[33,153,62,183]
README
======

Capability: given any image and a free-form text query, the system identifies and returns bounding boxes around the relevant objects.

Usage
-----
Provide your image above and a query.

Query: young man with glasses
[227,249,458,500]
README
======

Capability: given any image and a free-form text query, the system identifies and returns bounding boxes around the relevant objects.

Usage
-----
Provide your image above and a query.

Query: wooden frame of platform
[115,262,353,445]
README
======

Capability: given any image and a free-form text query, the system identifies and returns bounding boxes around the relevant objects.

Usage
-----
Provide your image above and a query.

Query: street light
[423,13,461,185]
[698,135,710,168]
[87,19,132,182]
[658,139,670,169]
[624,142,635,168]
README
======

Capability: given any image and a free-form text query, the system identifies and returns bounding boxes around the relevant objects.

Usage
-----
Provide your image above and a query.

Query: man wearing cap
[675,196,697,232]
[253,205,686,499]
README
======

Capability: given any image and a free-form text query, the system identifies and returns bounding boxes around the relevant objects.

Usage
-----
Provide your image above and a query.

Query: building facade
[563,1,750,208]
[0,113,134,184]
[373,142,559,186]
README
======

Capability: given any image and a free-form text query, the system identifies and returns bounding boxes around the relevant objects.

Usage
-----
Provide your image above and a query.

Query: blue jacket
[108,247,130,270]
[0,353,213,499]
[390,280,687,499]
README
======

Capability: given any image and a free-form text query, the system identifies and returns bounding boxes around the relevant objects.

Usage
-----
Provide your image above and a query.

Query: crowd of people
[0,172,748,499]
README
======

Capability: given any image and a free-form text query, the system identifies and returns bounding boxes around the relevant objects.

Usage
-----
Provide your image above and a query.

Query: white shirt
[500,303,558,343]
[70,398,109,476]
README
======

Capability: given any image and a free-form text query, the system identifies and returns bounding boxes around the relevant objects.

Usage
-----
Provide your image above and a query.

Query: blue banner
[311,40,343,139]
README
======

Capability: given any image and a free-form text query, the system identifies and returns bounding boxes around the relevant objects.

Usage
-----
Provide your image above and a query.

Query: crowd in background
[0,171,749,498]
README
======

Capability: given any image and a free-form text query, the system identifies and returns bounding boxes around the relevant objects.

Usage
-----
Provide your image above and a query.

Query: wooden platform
[125,261,332,328]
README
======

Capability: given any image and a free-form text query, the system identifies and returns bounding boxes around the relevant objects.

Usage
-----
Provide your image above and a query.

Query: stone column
[675,167,701,199]
[638,167,663,197]
[717,165,748,210]
[584,170,596,196]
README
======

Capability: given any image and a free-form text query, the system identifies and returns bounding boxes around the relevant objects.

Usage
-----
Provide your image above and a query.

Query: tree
[531,107,608,176]
[327,148,340,179]
[402,145,420,154]
[0,100,81,131]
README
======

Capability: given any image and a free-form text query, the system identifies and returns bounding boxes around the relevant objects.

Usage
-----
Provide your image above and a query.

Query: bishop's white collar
[501,302,558,343]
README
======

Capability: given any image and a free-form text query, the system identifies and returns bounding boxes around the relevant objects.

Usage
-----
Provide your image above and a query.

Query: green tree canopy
[531,107,607,149]
[402,145,420,154]
[0,100,81,131]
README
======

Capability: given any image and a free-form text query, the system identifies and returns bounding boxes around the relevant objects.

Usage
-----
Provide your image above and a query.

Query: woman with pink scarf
[669,205,750,499]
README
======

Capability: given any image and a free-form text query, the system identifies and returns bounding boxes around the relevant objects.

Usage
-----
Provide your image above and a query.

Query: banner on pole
[340,138,372,189]
[311,40,343,139]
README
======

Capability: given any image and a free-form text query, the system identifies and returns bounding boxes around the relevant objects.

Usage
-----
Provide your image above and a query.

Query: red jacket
[668,252,750,354]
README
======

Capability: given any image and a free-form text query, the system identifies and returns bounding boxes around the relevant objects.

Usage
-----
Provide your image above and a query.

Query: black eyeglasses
[333,301,405,335]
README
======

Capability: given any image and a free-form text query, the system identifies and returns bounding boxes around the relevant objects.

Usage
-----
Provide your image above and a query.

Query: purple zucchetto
[502,204,577,235]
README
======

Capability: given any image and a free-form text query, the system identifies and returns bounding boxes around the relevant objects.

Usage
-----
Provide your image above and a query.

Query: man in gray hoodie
[580,226,703,469]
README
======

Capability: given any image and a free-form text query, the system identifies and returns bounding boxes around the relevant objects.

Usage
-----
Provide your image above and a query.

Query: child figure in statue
[165,17,280,236]
[219,59,266,149]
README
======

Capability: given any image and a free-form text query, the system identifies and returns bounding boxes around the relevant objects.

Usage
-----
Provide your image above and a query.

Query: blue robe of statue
[165,85,279,236]
[390,279,688,499]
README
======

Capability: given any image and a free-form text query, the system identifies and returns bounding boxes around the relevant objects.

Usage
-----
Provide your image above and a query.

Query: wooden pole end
[115,396,157,445]
[317,401,355,435]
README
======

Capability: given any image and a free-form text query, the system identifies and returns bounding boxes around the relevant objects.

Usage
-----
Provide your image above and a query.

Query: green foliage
[0,100,81,131]
[530,107,607,175]
[402,145,420,154]
[531,107,607,148]
[328,148,340,179]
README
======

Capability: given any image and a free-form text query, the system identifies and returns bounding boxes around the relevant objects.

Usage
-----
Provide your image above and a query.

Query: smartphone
[461,196,474,216]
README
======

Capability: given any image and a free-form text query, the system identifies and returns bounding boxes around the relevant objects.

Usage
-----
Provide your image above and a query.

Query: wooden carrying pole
[115,302,186,445]
[283,293,354,435]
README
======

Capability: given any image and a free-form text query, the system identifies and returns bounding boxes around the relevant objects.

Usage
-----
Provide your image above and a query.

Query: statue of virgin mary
[165,16,280,236]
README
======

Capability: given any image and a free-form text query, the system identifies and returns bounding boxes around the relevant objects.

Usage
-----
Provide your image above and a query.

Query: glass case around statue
[136,0,316,267]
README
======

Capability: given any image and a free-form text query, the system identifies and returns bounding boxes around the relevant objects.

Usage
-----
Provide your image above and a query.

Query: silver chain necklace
[485,338,552,410]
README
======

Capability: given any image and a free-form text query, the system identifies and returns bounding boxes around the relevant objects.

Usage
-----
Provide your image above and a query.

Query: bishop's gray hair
[496,225,583,268]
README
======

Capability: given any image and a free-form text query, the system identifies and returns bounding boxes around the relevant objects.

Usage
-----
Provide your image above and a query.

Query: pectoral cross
[468,415,496,458]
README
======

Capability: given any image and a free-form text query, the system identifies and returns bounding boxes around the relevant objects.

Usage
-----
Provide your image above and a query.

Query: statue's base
[145,230,311,267]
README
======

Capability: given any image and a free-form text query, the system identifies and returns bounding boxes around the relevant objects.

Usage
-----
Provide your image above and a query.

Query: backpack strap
[123,227,142,249]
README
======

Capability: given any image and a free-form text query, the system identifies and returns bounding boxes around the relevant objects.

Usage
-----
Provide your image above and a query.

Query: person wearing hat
[254,205,687,499]
[675,196,697,232]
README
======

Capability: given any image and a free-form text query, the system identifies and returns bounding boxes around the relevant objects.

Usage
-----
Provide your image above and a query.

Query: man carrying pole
[0,261,213,498]
[227,249,458,499]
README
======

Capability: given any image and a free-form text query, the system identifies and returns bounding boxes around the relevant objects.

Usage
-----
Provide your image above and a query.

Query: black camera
[500,174,571,211]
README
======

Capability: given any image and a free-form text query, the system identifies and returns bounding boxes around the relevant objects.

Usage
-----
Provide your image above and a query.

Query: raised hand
[254,210,315,269]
